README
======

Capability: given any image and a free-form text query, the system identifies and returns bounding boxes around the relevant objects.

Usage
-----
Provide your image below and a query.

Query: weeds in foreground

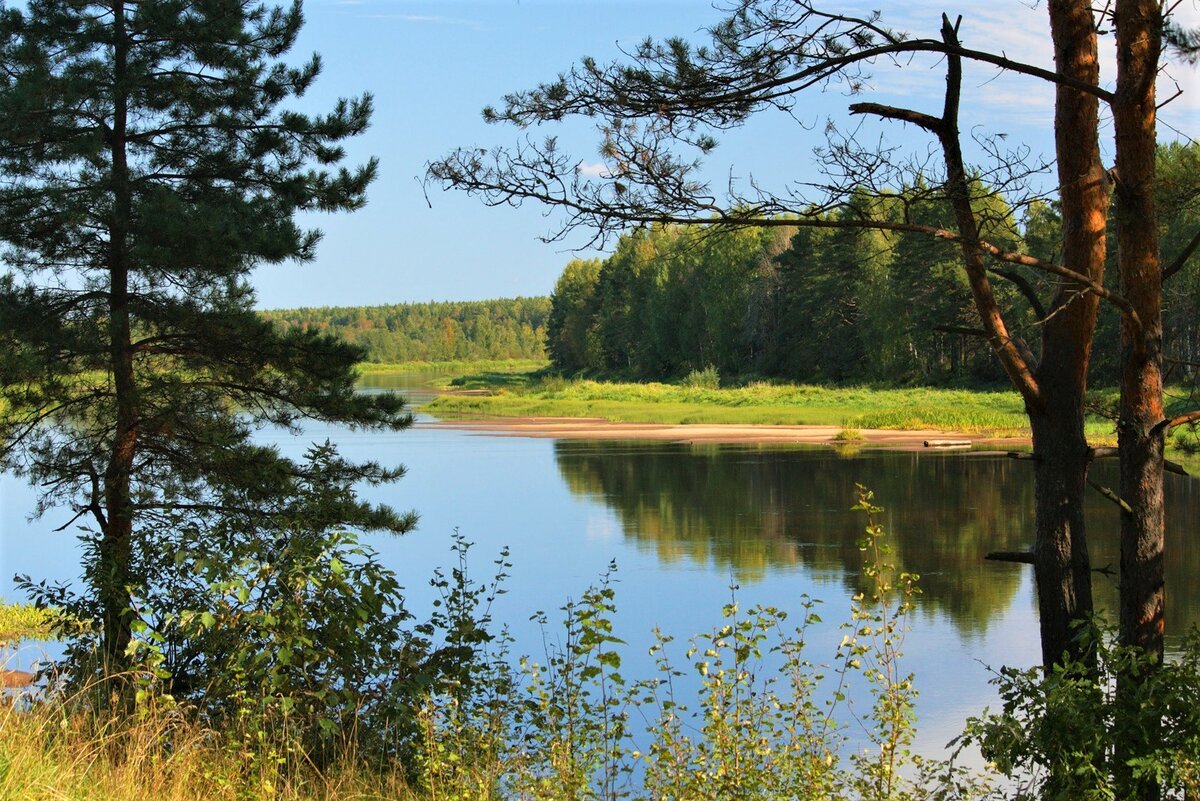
[9,488,1200,799]
[412,486,995,801]
[4,487,994,800]
[0,688,414,800]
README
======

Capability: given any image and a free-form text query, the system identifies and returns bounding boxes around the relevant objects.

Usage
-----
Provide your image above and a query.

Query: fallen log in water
[923,439,972,448]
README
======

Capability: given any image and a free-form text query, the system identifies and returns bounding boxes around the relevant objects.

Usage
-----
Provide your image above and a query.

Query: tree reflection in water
[554,442,1200,641]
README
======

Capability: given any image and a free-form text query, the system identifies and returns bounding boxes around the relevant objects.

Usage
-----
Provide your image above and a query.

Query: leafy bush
[19,444,499,770]
[682,365,721,389]
[414,486,996,800]
[961,625,1200,799]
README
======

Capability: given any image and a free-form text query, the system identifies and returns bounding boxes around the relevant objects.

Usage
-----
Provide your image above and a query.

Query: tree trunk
[929,3,1105,667]
[1113,1,1165,797]
[1113,0,1165,671]
[102,0,136,670]
[1021,0,1108,667]
[1028,404,1095,666]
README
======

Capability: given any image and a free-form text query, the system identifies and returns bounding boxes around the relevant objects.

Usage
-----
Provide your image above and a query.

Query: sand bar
[424,416,1028,450]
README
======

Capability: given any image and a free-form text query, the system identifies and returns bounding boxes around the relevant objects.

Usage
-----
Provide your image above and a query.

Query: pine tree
[0,1,411,671]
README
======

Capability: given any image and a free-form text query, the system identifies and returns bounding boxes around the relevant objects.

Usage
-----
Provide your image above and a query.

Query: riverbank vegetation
[424,369,1200,470]
[263,298,550,365]
[0,604,52,643]
[426,371,1112,438]
[540,145,1198,389]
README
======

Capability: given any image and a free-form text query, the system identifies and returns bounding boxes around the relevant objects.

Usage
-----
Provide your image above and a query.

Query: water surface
[3,380,1197,757]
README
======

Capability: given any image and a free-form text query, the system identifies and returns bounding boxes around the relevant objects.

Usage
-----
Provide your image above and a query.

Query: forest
[262,297,551,363]
[545,144,1200,387]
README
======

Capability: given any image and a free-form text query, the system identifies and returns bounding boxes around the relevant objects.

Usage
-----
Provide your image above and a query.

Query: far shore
[424,415,1030,451]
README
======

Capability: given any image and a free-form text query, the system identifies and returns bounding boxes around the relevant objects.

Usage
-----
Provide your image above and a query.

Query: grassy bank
[425,370,1124,440]
[365,361,1200,462]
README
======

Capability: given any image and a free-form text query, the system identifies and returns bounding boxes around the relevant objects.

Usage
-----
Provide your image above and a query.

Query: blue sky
[251,0,1198,310]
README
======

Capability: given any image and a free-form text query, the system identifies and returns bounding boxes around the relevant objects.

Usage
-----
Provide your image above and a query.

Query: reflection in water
[555,442,1200,640]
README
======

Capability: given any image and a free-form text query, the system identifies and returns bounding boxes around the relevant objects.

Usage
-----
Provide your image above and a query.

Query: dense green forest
[262,297,551,363]
[546,144,1200,386]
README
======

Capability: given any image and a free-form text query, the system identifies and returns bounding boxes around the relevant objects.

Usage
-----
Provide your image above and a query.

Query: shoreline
[422,415,1029,450]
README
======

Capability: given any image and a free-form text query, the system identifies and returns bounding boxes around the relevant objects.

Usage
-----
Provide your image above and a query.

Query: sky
[250,0,1200,310]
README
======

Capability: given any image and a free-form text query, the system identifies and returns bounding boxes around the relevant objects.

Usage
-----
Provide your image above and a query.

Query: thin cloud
[362,14,481,28]
[576,161,613,178]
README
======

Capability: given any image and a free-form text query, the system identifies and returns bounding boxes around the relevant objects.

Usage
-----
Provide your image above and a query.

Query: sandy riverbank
[424,416,1028,450]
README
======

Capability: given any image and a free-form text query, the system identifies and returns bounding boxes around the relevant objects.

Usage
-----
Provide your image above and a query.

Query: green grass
[423,372,1120,439]
[362,362,1200,459]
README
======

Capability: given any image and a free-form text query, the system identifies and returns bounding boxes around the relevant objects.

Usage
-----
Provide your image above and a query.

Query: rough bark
[101,0,136,668]
[1113,0,1165,668]
[1021,0,1109,666]
[1113,0,1165,797]
[1029,408,1095,665]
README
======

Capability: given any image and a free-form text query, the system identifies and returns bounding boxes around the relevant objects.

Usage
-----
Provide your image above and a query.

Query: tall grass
[425,376,1101,438]
[0,687,414,800]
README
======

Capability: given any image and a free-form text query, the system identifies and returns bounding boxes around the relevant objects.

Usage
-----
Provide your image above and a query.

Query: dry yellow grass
[0,695,415,801]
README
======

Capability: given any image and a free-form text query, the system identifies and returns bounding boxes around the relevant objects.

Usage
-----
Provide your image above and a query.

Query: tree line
[546,144,1200,388]
[262,297,550,363]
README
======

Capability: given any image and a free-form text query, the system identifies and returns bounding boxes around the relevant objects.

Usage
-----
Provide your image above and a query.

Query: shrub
[414,486,997,801]
[18,445,497,771]
[682,365,721,389]
[961,625,1200,799]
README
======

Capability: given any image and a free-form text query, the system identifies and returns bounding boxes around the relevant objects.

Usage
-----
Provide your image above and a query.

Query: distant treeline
[262,298,550,363]
[547,143,1200,386]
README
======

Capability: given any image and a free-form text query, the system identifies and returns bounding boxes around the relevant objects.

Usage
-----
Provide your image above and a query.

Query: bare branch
[1150,409,1200,436]
[1088,478,1133,512]
[933,325,987,337]
[849,102,943,134]
[920,13,1040,406]
[989,267,1048,321]
[986,550,1036,564]
[1163,227,1200,281]
[1088,445,1189,475]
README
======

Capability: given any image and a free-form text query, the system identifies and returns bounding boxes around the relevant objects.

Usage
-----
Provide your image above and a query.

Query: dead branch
[1088,478,1133,512]
[1163,228,1200,281]
[1150,409,1200,436]
[986,550,1036,564]
[1088,446,1189,475]
[989,267,1049,321]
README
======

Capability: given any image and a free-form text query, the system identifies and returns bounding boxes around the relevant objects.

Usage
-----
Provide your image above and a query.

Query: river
[3,377,1198,759]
